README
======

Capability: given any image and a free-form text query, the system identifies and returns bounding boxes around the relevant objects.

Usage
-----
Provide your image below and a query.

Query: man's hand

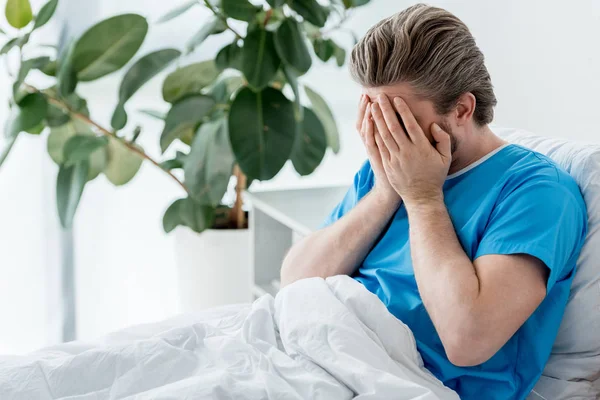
[356,94,400,204]
[370,94,452,207]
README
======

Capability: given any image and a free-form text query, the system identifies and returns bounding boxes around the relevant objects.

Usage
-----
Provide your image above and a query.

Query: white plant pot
[174,227,252,312]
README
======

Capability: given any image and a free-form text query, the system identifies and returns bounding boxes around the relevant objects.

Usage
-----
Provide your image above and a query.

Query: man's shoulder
[500,144,581,197]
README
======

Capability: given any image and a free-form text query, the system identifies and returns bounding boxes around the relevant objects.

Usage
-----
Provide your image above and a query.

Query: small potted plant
[0,0,371,310]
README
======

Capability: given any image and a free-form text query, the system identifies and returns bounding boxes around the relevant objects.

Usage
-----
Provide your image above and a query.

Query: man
[280,4,588,400]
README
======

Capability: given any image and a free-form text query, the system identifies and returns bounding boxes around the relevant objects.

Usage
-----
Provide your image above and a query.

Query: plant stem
[24,83,191,195]
[263,8,273,27]
[202,0,244,40]
[231,164,247,229]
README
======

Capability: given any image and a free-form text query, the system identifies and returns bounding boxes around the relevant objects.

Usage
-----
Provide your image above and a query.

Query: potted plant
[0,0,371,310]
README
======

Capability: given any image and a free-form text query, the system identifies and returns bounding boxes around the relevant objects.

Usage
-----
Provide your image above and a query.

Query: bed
[0,128,598,399]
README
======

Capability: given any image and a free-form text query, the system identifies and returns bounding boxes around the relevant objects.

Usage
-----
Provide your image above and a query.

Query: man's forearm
[280,189,400,287]
[405,199,481,359]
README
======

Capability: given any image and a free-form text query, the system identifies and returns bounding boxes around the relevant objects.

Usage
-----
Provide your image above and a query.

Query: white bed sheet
[0,276,458,400]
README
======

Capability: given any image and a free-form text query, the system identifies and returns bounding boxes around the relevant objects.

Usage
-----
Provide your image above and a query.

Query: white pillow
[494,127,600,399]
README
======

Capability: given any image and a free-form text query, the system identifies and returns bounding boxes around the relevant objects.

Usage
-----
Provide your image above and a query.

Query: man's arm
[371,94,548,366]
[280,188,399,287]
[406,200,547,366]
[281,95,401,287]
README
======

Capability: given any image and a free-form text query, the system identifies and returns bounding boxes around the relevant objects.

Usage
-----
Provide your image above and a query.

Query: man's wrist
[371,185,402,210]
[403,193,446,215]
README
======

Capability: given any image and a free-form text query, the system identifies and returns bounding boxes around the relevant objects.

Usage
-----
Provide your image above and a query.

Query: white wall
[1,0,599,351]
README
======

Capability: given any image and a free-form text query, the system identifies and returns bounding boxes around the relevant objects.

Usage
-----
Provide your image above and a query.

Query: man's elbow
[445,346,490,367]
[443,329,497,367]
[280,250,297,287]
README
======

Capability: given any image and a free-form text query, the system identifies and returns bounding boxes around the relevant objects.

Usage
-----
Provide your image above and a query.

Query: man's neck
[448,125,507,175]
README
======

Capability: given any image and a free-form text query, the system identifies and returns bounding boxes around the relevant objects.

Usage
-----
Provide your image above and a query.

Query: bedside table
[246,186,348,299]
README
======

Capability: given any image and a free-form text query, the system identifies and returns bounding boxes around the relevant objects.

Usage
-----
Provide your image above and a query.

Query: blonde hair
[350,4,497,125]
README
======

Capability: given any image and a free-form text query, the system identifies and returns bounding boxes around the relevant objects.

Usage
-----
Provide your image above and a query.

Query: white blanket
[0,276,458,400]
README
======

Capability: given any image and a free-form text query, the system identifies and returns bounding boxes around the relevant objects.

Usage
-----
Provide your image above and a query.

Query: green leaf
[228,87,295,180]
[47,119,92,164]
[156,0,196,24]
[304,85,340,153]
[5,0,33,29]
[185,16,226,54]
[242,28,280,91]
[47,119,106,180]
[45,90,88,127]
[215,42,242,71]
[63,134,108,166]
[270,69,286,87]
[130,125,142,143]
[12,56,50,97]
[160,95,215,152]
[118,49,181,104]
[33,0,58,29]
[56,160,89,228]
[162,60,219,103]
[57,40,77,97]
[163,199,185,233]
[87,144,108,180]
[209,74,244,103]
[72,14,148,81]
[111,48,180,130]
[0,37,18,55]
[14,32,29,46]
[274,18,311,75]
[0,134,18,169]
[1,34,29,57]
[23,55,50,69]
[184,117,234,205]
[334,43,346,66]
[111,104,127,131]
[313,38,334,62]
[291,106,327,175]
[5,92,47,138]
[257,8,285,31]
[266,0,286,8]
[222,0,260,21]
[41,59,57,76]
[25,121,45,134]
[342,0,370,8]
[289,0,328,28]
[159,151,187,170]
[103,137,144,185]
[138,108,166,120]
[163,197,215,234]
[282,64,302,121]
[302,21,319,37]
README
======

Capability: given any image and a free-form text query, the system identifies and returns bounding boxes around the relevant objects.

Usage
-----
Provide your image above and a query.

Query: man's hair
[350,4,497,125]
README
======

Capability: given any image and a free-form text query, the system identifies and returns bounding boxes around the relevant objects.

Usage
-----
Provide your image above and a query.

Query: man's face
[363,82,458,153]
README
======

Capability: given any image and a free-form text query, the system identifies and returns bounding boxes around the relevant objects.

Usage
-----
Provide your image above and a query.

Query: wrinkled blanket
[0,276,458,399]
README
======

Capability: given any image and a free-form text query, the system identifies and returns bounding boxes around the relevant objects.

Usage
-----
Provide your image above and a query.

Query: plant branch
[263,9,273,28]
[202,0,244,40]
[231,164,247,229]
[23,83,191,195]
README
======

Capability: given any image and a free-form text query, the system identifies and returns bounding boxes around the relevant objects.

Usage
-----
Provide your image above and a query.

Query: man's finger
[431,123,452,160]
[393,97,427,146]
[378,94,410,146]
[356,94,368,132]
[363,104,375,147]
[359,100,372,141]
[375,131,390,161]
[371,103,400,152]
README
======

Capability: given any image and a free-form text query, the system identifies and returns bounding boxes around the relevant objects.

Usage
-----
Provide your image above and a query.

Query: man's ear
[454,92,476,126]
